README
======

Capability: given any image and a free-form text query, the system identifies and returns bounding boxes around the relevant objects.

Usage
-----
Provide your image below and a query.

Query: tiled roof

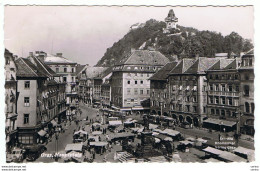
[150,62,178,81]
[101,66,113,79]
[76,65,86,76]
[117,50,170,66]
[223,58,241,70]
[169,58,194,74]
[83,66,108,79]
[208,59,234,71]
[15,58,48,78]
[29,56,58,77]
[184,57,219,74]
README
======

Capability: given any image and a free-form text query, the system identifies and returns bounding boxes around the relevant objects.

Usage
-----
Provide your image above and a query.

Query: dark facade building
[168,57,219,127]
[5,49,18,151]
[150,62,178,116]
[205,58,240,132]
[238,49,254,135]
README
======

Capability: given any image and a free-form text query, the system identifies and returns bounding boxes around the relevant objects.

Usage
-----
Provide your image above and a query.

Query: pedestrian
[86,116,88,121]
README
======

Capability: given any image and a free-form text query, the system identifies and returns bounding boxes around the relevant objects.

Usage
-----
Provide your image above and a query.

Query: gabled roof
[208,59,234,71]
[184,57,219,74]
[15,58,48,78]
[28,56,58,77]
[169,58,194,74]
[150,62,178,81]
[116,50,170,66]
[76,65,86,76]
[223,58,241,70]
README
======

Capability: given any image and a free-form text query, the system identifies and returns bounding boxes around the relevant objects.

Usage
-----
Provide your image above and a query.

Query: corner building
[111,49,169,112]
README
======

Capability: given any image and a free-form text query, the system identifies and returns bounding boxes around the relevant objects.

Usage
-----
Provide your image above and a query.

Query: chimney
[29,52,33,57]
[56,53,62,57]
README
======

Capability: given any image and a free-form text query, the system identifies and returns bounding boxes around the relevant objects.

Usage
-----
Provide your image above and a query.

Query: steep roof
[15,58,48,78]
[224,58,241,70]
[150,62,178,81]
[76,65,86,76]
[169,58,194,74]
[117,50,170,66]
[208,59,234,71]
[28,56,58,77]
[101,66,113,79]
[184,57,219,74]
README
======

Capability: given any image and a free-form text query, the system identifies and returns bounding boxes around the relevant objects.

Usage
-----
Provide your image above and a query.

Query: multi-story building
[205,58,240,132]
[239,49,254,135]
[15,53,66,146]
[150,62,178,116]
[35,51,78,117]
[5,49,18,150]
[101,78,111,108]
[168,57,219,127]
[77,66,108,106]
[110,49,169,112]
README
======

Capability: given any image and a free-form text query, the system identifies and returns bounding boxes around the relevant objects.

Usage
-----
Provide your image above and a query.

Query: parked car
[23,145,47,161]
[6,147,25,163]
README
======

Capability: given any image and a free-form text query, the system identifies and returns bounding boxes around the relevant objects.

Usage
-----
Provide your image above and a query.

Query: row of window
[127,88,150,95]
[209,84,239,92]
[209,96,238,106]
[209,74,239,80]
[126,73,151,77]
[210,108,237,117]
[127,80,147,85]
[56,67,75,73]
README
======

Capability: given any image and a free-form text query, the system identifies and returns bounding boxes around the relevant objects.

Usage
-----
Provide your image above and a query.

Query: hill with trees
[96,19,253,67]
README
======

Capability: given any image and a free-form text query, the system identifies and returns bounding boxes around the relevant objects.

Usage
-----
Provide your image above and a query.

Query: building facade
[5,49,18,151]
[35,51,78,118]
[239,50,254,135]
[150,62,178,116]
[110,49,169,112]
[15,53,66,146]
[168,57,219,127]
[205,58,241,132]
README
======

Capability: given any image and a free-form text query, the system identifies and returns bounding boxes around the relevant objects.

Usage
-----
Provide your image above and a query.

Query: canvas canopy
[65,144,83,152]
[109,120,122,126]
[38,130,47,137]
[89,142,108,147]
[218,151,247,162]
[203,147,223,155]
[204,118,236,127]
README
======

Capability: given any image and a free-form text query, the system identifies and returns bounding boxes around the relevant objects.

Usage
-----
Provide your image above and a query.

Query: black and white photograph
[3,5,256,165]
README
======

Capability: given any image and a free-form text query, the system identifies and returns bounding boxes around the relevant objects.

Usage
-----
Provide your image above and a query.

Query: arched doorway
[163,112,168,116]
[186,116,193,125]
[158,111,161,116]
[179,115,184,123]
[172,114,177,119]
[193,117,199,127]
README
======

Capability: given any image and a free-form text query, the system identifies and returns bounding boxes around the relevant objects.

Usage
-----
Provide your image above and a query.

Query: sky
[4,6,254,66]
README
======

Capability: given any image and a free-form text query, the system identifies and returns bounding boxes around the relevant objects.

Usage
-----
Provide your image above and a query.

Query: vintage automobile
[23,145,47,161]
[6,147,25,163]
